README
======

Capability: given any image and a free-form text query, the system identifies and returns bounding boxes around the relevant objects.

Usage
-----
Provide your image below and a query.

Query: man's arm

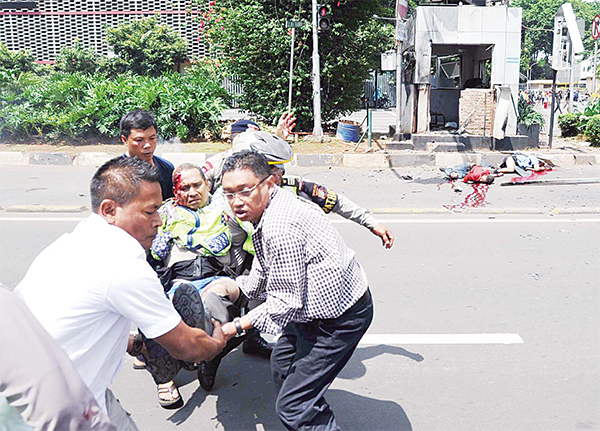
[155,320,226,362]
[298,179,394,249]
[202,151,230,194]
[236,251,268,300]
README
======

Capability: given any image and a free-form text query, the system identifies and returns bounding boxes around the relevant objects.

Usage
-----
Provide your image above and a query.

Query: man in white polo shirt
[15,156,226,429]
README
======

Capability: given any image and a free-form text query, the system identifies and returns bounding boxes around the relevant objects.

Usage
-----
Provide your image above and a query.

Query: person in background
[120,110,175,200]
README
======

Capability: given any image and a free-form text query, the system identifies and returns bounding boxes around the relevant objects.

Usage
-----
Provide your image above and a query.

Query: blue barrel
[336,121,361,142]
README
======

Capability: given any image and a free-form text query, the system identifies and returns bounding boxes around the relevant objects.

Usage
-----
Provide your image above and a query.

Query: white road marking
[262,333,524,345]
[1,217,599,223]
[0,217,85,222]
[358,333,524,345]
[331,218,600,224]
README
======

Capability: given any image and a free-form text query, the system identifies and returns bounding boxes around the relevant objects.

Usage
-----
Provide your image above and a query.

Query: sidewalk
[0,145,597,168]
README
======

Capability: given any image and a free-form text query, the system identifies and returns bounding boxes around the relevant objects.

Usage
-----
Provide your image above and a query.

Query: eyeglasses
[223,176,268,201]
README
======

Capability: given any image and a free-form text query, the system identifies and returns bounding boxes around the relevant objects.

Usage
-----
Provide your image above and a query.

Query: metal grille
[0,0,207,62]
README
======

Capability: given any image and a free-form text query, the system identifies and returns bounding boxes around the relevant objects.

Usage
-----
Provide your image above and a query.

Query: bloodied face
[173,168,210,210]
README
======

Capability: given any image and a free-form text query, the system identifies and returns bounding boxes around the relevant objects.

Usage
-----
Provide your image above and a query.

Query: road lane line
[331,218,600,224]
[261,333,524,345]
[358,333,524,345]
[0,217,85,222]
[1,217,599,223]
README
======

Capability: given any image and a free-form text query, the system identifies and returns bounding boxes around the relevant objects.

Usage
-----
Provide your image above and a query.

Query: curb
[0,151,598,168]
[5,205,89,213]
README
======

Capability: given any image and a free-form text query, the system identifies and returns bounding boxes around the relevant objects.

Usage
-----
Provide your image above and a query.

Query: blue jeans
[271,290,373,431]
[166,276,223,299]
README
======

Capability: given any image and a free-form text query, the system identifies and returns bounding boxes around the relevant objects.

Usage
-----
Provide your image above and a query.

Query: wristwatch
[233,317,245,336]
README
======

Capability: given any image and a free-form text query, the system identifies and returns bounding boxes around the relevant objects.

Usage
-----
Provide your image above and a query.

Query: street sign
[286,20,303,29]
[396,0,408,20]
[592,15,600,40]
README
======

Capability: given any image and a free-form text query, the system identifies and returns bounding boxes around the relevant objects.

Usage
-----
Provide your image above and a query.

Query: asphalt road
[1,165,599,431]
[1,164,600,212]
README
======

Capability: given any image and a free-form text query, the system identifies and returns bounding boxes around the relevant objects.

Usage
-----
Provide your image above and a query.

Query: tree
[512,0,600,80]
[197,0,394,130]
[105,17,188,76]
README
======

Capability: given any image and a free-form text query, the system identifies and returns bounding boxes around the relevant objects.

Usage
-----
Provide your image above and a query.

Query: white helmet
[232,131,294,165]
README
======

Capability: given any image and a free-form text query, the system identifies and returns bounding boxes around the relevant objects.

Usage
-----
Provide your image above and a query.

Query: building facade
[0,0,206,62]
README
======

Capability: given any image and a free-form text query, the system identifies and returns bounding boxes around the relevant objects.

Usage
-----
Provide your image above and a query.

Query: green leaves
[105,16,189,77]
[204,0,394,130]
[0,43,35,73]
[55,42,100,75]
[517,99,545,127]
[558,112,581,137]
[585,114,600,146]
[0,68,226,140]
[513,0,600,80]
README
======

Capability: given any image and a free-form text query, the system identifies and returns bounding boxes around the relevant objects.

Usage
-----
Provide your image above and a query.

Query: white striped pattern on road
[358,333,524,345]
[1,216,599,223]
[261,333,524,346]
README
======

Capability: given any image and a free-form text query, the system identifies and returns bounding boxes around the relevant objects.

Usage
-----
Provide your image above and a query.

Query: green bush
[518,100,545,127]
[106,17,188,76]
[585,114,600,147]
[0,70,226,140]
[558,112,581,137]
[55,42,99,74]
[0,43,35,72]
[583,99,600,117]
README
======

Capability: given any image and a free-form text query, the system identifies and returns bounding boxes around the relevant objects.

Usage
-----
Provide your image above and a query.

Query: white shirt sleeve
[106,259,181,339]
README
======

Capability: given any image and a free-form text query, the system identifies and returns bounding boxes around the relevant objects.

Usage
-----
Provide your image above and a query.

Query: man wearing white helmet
[202,116,394,249]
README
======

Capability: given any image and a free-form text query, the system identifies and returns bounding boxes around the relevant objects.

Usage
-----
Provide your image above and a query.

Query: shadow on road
[165,345,418,430]
[331,389,413,431]
[338,345,424,380]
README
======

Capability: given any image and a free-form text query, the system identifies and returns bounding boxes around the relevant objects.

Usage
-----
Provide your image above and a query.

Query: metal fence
[363,71,397,108]
[222,75,243,108]
[221,71,397,110]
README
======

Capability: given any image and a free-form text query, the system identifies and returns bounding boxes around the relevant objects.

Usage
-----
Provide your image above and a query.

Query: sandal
[132,355,146,370]
[157,381,184,409]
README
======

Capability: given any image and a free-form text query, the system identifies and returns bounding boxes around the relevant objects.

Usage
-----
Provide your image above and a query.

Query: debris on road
[501,178,600,186]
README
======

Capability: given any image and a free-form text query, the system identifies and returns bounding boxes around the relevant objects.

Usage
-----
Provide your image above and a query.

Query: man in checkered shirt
[220,150,373,431]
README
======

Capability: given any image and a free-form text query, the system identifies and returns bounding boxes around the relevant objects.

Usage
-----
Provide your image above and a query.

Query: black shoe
[242,332,272,359]
[198,357,221,391]
[171,282,213,334]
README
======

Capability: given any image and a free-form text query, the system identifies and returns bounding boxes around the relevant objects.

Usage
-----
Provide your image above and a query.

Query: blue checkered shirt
[237,187,369,335]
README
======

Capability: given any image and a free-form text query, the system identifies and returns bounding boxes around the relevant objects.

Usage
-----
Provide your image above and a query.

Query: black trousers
[271,289,373,431]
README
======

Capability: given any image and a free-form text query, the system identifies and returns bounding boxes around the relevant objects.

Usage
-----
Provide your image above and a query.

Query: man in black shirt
[120,110,174,200]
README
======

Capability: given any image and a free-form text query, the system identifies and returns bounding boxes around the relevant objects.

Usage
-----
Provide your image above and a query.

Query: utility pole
[394,0,408,140]
[311,0,323,137]
[287,26,296,114]
[568,42,575,113]
[594,39,598,93]
[395,27,403,140]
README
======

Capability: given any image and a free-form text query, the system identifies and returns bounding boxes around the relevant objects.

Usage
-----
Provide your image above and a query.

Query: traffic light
[318,5,332,32]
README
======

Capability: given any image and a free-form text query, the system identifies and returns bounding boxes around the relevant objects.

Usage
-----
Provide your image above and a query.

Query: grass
[0,134,381,155]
